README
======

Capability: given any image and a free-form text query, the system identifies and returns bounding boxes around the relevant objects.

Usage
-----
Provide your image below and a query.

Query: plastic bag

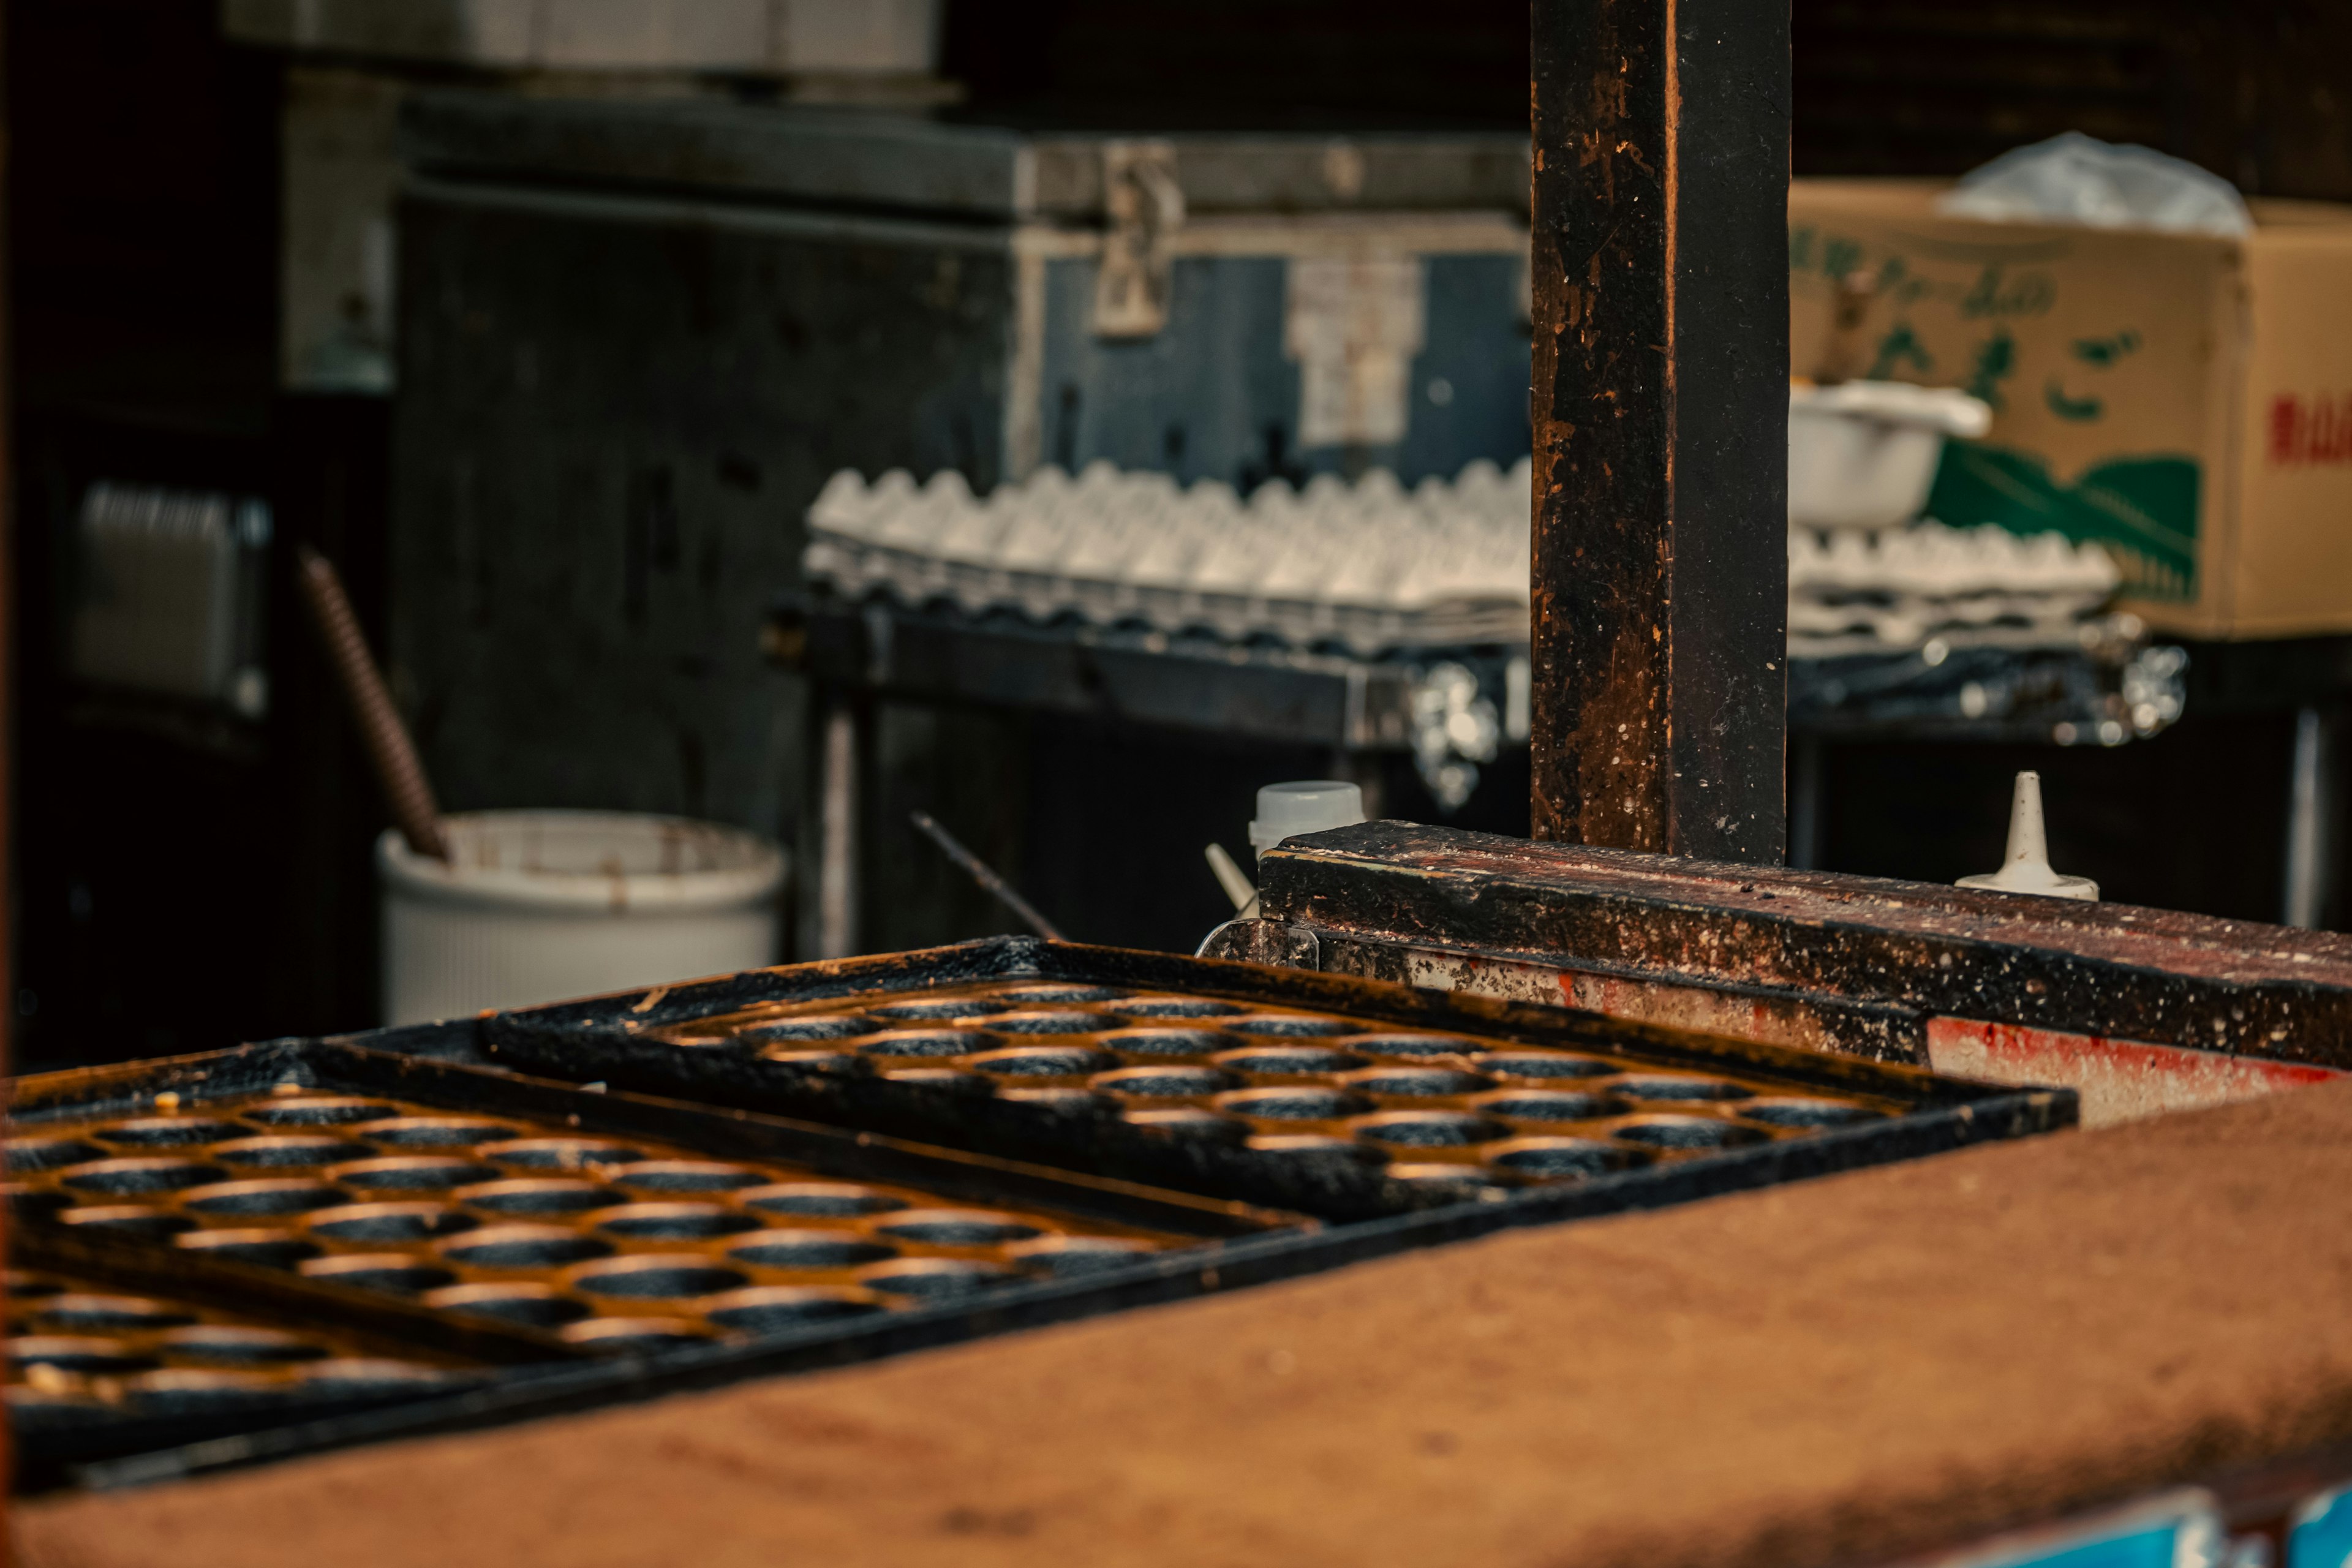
[1936,132,2252,237]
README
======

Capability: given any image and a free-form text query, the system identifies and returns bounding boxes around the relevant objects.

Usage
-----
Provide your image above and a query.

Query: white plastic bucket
[378,810,786,1025]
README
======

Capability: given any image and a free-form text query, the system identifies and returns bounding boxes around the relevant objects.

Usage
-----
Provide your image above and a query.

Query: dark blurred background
[9,0,2350,1069]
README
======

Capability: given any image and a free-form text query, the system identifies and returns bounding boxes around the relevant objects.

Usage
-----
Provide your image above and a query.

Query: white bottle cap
[1956,770,2098,902]
[1248,780,1365,859]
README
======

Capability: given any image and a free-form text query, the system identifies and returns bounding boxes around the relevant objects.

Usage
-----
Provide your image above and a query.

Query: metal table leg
[2283,705,2342,929]
[815,692,865,959]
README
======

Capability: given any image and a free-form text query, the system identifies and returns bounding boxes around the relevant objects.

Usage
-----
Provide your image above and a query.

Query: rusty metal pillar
[1529,0,1790,862]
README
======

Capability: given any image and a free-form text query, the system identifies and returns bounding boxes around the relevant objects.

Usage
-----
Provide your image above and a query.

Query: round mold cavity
[559,1317,715,1354]
[872,1209,1044,1247]
[176,1229,322,1268]
[1213,1046,1366,1076]
[1117,995,1245,1019]
[995,1086,1109,1112]
[213,1136,375,1170]
[740,1183,906,1219]
[758,1047,863,1072]
[6,1388,102,1415]
[439,1225,612,1268]
[866,995,1009,1022]
[589,1203,761,1242]
[1091,1066,1238,1099]
[609,1161,767,1194]
[157,1325,329,1365]
[301,1255,461,1294]
[727,1231,897,1270]
[1385,1164,1510,1200]
[1221,1014,1355,1037]
[1216,1086,1370,1121]
[986,1010,1104,1036]
[183,1179,347,1217]
[1007,1237,1158,1278]
[968,1045,1120,1077]
[6,1137,105,1173]
[9,1336,156,1374]
[567,1257,750,1301]
[660,1031,748,1052]
[1343,1067,1496,1098]
[1120,1107,1249,1142]
[121,1369,291,1411]
[879,1067,995,1095]
[307,1202,475,1244]
[34,1294,197,1332]
[700,1287,885,1333]
[858,1258,1019,1300]
[458,1178,627,1216]
[299,1359,459,1394]
[425,1283,592,1329]
[1095,1027,1231,1058]
[735,1016,875,1044]
[331,1157,502,1193]
[1613,1075,1753,1103]
[1348,1033,1490,1060]
[1741,1097,1883,1128]
[1245,1133,1384,1162]
[58,1157,227,1195]
[57,1207,194,1240]
[478,1138,644,1172]
[94,1117,244,1148]
[239,1096,399,1127]
[353,1116,522,1149]
[1350,1110,1511,1148]
[997,983,1125,1005]
[1612,1115,1768,1150]
[1473,1090,1625,1123]
[856,1029,995,1059]
[1484,1137,1640,1178]
[1480,1051,1618,1081]
[5,1188,73,1220]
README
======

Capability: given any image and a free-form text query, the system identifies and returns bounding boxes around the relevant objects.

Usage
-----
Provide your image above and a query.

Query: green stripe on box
[1926,443,2200,599]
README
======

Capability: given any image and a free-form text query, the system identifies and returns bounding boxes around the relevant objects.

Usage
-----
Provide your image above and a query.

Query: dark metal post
[1529,0,1790,862]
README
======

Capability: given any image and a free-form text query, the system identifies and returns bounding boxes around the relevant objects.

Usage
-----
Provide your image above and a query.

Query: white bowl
[1789,381,1992,532]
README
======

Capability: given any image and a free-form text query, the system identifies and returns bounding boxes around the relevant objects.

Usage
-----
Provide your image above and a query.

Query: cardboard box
[1789,179,2352,638]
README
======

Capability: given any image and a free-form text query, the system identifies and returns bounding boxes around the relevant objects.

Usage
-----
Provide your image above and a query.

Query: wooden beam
[1529,0,1790,862]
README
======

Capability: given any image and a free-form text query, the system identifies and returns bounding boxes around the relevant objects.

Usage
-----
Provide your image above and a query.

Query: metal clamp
[1091,141,1185,339]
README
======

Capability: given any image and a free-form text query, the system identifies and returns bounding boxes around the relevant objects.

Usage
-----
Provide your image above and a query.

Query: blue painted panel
[1936,1494,2221,1568]
[2291,1483,2352,1568]
[1397,253,1532,479]
[1035,251,1529,488]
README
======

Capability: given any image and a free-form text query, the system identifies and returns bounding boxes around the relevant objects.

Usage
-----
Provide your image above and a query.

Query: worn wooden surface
[1256,823,2352,1065]
[23,1082,2352,1568]
[1529,0,1790,862]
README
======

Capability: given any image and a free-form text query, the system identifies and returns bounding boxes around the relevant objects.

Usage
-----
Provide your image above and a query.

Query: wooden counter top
[23,1080,2352,1568]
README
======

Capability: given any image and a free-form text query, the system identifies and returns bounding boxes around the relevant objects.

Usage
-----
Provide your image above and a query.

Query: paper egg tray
[6,1265,478,1425]
[5,1088,1204,1358]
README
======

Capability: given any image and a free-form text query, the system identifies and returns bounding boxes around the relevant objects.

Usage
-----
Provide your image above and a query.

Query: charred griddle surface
[6,1266,476,1424]
[7,1087,1194,1357]
[7,949,2064,1490]
[627,976,1908,1205]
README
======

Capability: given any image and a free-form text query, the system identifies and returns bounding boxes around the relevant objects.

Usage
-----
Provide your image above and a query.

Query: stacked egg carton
[803,459,1534,654]
[1788,522,2122,655]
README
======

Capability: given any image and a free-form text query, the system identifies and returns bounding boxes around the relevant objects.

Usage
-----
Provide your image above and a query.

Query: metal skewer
[909,809,1066,942]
